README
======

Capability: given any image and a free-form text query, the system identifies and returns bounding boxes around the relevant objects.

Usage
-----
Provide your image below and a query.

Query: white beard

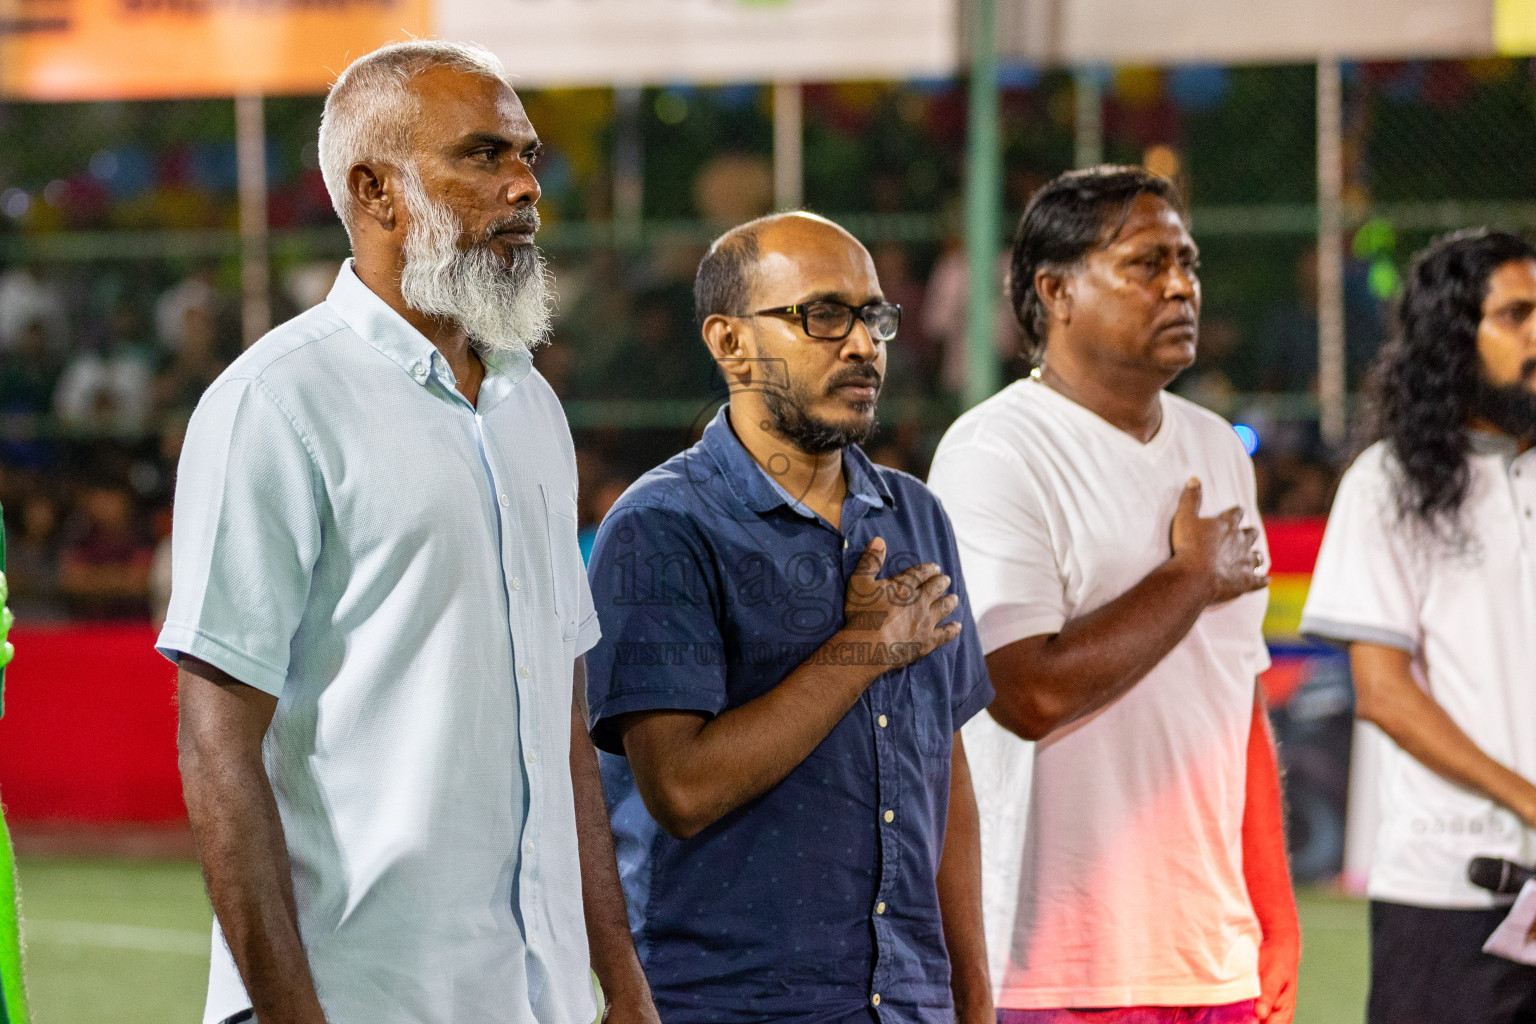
[397,166,554,358]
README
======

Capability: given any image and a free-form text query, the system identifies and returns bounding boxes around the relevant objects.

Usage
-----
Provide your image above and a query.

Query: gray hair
[318,39,508,238]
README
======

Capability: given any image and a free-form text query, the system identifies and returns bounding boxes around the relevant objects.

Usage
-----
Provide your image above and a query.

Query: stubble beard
[760,374,880,456]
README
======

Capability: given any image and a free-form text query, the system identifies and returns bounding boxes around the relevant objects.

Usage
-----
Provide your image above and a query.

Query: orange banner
[0,0,430,100]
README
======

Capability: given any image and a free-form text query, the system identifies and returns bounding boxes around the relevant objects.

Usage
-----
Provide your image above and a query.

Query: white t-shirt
[1301,437,1536,909]
[928,378,1270,1010]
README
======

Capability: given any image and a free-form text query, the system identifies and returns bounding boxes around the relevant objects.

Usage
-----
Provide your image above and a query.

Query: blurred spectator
[534,342,577,398]
[0,267,67,354]
[594,285,716,398]
[57,481,153,619]
[283,261,342,313]
[149,534,173,630]
[870,243,935,396]
[693,153,773,223]
[1257,247,1384,393]
[154,270,220,351]
[1174,316,1241,414]
[865,418,929,477]
[54,303,155,437]
[154,302,227,416]
[5,492,65,621]
[865,440,912,475]
[578,473,631,564]
[1266,457,1339,518]
[551,248,632,396]
[0,316,64,468]
[922,238,1023,400]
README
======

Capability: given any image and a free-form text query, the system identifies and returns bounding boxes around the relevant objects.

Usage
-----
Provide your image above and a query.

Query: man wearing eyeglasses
[583,212,995,1024]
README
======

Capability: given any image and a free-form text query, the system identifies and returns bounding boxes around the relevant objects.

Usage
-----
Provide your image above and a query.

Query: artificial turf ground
[12,858,1371,1023]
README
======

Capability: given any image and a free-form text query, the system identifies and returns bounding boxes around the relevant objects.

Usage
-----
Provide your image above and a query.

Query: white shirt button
[411,361,425,376]
[843,539,849,549]
[520,665,531,680]
[871,994,881,1007]
[524,840,535,855]
[876,901,886,915]
[512,577,522,591]
[878,714,888,728]
[526,750,537,764]
[499,494,511,508]
[883,809,894,823]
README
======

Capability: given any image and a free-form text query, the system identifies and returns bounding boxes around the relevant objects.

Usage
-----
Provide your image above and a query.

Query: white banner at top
[436,0,959,87]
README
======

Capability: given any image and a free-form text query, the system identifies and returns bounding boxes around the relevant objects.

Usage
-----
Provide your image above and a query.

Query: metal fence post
[964,0,1003,409]
[236,93,270,349]
[1316,58,1348,447]
[1074,66,1104,169]
[773,81,804,211]
[613,85,644,247]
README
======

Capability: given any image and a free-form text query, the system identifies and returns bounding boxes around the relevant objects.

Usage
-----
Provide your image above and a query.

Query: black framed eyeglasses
[749,300,902,342]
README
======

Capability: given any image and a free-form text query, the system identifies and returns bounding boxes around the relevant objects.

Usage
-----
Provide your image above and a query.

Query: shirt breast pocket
[540,484,582,643]
[899,664,954,763]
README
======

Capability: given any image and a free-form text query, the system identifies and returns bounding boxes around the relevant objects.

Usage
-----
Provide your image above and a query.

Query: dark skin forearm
[570,658,659,1024]
[936,732,992,1024]
[985,560,1212,741]
[1351,642,1536,825]
[619,543,961,840]
[177,656,326,1024]
[986,478,1266,742]
[617,632,885,840]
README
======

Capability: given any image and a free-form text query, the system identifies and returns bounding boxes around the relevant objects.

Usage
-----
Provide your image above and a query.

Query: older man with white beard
[159,41,659,1024]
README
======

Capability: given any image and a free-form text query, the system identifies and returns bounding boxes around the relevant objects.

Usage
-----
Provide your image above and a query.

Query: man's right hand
[617,536,964,839]
[1168,478,1268,605]
[841,536,962,674]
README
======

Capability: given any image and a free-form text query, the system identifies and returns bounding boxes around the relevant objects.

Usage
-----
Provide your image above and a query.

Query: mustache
[479,208,541,243]
[826,366,883,393]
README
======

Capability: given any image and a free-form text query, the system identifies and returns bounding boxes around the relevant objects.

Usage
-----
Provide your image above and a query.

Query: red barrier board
[0,519,1336,825]
[0,623,183,824]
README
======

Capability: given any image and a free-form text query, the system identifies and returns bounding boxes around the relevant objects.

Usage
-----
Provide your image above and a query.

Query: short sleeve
[1300,450,1422,654]
[928,438,1066,655]
[156,378,323,695]
[934,503,996,728]
[574,565,601,656]
[584,504,728,755]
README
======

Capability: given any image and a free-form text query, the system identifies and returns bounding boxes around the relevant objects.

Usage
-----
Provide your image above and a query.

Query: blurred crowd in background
[4,55,1532,620]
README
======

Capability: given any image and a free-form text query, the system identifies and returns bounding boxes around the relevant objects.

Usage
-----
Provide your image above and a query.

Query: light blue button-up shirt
[158,260,601,1024]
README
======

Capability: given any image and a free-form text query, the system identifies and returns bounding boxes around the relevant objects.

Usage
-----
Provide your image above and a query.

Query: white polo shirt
[929,377,1269,1010]
[1301,436,1536,908]
[158,261,601,1024]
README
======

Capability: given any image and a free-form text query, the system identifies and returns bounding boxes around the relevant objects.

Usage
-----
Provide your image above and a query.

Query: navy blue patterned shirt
[585,407,993,1024]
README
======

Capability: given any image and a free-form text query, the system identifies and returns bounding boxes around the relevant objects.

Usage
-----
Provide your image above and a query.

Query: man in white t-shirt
[928,166,1300,1024]
[1302,229,1536,1024]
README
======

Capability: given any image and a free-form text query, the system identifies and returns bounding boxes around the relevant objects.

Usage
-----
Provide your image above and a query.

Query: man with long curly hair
[1303,228,1536,1023]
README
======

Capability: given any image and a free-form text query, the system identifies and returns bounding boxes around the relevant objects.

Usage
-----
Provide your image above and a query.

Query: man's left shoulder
[515,365,566,419]
[500,366,573,437]
[1165,391,1249,458]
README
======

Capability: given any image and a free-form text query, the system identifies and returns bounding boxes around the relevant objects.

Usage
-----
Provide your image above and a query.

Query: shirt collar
[701,405,894,519]
[324,259,532,389]
[1468,428,1521,461]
